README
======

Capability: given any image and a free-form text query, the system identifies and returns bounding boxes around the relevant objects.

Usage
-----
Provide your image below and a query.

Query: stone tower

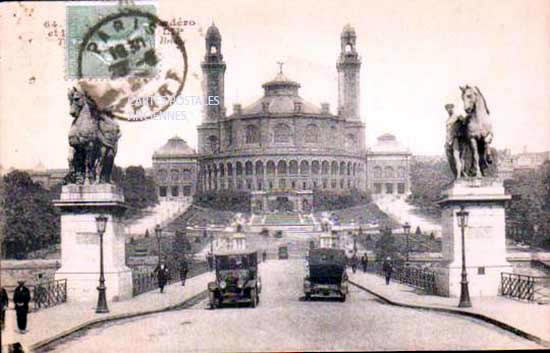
[337,24,361,121]
[198,23,226,154]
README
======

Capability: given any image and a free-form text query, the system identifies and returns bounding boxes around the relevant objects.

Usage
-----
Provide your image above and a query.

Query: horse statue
[459,85,497,178]
[64,87,121,185]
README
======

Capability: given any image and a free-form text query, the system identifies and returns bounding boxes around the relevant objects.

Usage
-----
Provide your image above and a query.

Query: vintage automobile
[278,245,289,260]
[207,250,262,308]
[303,248,348,301]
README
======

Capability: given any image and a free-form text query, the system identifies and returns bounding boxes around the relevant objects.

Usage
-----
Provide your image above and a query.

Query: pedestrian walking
[179,258,189,286]
[154,262,169,293]
[1,286,8,331]
[207,252,214,271]
[361,253,368,273]
[382,257,393,285]
[262,250,267,263]
[13,280,31,333]
[350,254,358,274]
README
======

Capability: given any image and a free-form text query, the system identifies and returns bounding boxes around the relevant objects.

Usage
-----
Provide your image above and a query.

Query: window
[398,183,405,194]
[331,161,338,175]
[245,161,253,176]
[277,160,287,175]
[257,182,263,190]
[303,182,307,190]
[373,166,382,178]
[331,180,337,189]
[171,169,179,182]
[340,179,344,189]
[321,161,329,175]
[274,123,291,143]
[182,169,192,180]
[266,161,275,175]
[183,185,192,196]
[255,161,264,175]
[305,124,319,143]
[398,166,406,178]
[269,181,273,190]
[385,183,393,194]
[291,181,296,189]
[158,169,168,182]
[374,183,382,194]
[346,133,356,147]
[207,135,218,153]
[289,160,298,174]
[246,125,260,144]
[171,186,179,197]
[279,179,286,189]
[300,160,310,175]
[159,186,167,197]
[384,166,394,178]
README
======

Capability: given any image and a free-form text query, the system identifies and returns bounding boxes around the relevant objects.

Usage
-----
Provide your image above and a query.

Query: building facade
[367,133,411,197]
[196,24,368,213]
[152,136,198,201]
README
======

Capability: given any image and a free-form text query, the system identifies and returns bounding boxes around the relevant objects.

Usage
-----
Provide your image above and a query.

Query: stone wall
[0,259,61,288]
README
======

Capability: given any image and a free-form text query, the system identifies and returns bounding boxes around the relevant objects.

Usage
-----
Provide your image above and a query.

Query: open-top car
[303,248,348,301]
[208,250,262,309]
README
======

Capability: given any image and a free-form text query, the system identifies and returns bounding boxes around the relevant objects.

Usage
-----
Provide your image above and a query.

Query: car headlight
[219,280,227,289]
[304,280,311,289]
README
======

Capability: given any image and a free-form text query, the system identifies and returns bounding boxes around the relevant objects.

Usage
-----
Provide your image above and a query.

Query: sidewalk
[348,271,550,347]
[2,271,214,351]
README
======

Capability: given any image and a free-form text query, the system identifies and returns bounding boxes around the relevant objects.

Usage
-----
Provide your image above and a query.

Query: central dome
[239,71,323,115]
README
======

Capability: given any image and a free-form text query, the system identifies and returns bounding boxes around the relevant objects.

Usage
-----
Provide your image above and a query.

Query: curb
[31,290,208,352]
[349,280,550,348]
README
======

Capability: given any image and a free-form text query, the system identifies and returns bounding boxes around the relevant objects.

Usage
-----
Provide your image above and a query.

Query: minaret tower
[201,23,226,122]
[337,24,361,121]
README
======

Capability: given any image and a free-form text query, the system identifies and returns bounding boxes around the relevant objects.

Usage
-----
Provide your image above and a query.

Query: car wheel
[340,294,347,302]
[209,292,217,309]
[251,288,257,308]
[305,293,311,301]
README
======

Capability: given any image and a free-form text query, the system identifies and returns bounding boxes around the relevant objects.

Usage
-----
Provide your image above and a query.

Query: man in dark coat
[179,258,189,286]
[154,263,169,293]
[382,257,393,285]
[350,254,358,274]
[13,281,31,333]
[361,253,368,273]
[1,286,8,331]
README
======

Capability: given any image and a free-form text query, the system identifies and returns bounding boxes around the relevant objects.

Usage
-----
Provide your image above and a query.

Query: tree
[2,170,60,259]
[119,166,158,218]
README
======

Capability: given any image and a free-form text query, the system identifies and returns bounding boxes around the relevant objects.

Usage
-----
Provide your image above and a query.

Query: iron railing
[32,279,67,311]
[500,272,550,303]
[132,261,209,297]
[365,261,437,295]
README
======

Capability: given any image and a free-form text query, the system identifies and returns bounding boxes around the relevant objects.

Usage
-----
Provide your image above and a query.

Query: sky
[1,0,549,170]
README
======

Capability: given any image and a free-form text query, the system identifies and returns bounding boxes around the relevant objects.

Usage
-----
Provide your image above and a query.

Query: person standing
[1,286,8,331]
[13,281,31,333]
[179,258,189,286]
[361,253,368,273]
[155,262,169,293]
[382,257,393,285]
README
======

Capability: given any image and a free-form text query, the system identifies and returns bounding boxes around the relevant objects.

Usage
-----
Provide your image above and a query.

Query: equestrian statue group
[445,85,497,180]
[64,87,120,185]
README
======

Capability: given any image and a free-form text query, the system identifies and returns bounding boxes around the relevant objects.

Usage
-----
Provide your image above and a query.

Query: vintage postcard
[1,0,549,352]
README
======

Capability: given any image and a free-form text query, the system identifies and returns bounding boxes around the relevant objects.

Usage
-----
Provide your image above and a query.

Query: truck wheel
[251,288,258,308]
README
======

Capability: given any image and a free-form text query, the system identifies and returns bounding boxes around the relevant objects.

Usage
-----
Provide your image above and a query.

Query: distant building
[152,136,198,201]
[513,147,550,170]
[27,162,66,189]
[366,134,412,197]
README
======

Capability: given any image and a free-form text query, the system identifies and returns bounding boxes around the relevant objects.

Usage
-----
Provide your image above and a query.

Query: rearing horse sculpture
[65,87,121,184]
[460,85,494,177]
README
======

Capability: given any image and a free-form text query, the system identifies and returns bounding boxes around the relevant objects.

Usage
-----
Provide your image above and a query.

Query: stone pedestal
[54,184,132,303]
[435,178,512,297]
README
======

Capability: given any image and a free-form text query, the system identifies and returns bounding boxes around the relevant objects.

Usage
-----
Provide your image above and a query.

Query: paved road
[52,260,540,352]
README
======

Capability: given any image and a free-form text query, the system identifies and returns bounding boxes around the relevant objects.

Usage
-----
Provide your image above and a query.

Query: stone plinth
[435,178,512,297]
[54,184,132,303]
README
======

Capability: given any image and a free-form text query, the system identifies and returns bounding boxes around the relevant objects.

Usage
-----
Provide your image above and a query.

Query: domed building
[196,24,367,213]
[367,133,411,197]
[152,136,198,201]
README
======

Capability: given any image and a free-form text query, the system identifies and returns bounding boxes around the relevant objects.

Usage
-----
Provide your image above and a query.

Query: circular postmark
[77,8,188,121]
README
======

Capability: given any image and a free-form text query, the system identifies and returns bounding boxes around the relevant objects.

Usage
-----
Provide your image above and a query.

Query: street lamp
[155,224,162,265]
[95,215,109,314]
[457,206,472,308]
[403,222,411,262]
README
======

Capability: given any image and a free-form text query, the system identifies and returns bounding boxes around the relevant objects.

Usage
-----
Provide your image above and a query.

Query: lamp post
[403,222,411,262]
[457,206,472,308]
[155,224,162,265]
[95,215,109,314]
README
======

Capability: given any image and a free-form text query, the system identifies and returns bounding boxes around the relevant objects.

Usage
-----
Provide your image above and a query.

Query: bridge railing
[366,261,437,295]
[5,279,68,312]
[132,261,209,297]
[500,272,550,303]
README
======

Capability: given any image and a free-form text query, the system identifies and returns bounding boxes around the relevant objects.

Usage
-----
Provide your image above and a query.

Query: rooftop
[153,136,196,159]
